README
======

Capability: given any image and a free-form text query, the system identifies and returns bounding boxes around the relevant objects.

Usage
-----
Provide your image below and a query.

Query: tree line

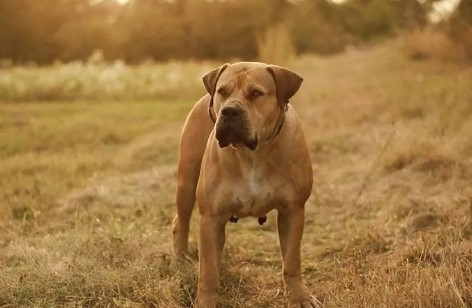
[0,0,469,64]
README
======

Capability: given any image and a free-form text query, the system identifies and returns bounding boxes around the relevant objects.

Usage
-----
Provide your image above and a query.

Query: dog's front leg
[196,214,226,308]
[277,207,320,308]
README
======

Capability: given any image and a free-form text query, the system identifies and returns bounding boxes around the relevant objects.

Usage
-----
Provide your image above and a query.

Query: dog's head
[203,62,302,150]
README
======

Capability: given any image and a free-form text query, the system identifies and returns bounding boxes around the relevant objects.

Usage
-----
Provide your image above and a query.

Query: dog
[172,62,318,307]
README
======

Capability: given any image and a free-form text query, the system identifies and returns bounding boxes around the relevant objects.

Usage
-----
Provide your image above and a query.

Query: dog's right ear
[202,63,230,95]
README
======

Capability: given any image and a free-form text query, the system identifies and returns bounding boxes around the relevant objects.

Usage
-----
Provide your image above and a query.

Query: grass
[0,60,214,102]
[1,39,471,307]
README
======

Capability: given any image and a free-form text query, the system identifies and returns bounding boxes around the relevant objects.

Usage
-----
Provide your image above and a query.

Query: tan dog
[172,62,318,308]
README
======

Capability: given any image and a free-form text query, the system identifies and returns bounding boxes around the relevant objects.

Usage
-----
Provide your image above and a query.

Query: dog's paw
[289,294,322,308]
[195,294,217,308]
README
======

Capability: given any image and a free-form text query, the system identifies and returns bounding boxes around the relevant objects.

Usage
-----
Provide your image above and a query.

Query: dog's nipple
[229,215,239,223]
[258,216,267,225]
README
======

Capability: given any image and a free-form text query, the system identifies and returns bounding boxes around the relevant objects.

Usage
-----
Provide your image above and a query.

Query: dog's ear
[202,63,230,95]
[266,65,303,108]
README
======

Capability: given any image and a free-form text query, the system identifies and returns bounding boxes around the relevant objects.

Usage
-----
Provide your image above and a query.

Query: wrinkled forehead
[218,63,276,90]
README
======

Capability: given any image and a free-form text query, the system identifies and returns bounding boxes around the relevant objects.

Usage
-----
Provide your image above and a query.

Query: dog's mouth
[215,122,258,151]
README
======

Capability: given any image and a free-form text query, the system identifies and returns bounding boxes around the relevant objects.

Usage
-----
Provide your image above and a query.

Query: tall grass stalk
[257,24,296,65]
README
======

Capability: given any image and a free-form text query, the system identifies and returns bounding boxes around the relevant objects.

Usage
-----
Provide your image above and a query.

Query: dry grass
[1,40,472,307]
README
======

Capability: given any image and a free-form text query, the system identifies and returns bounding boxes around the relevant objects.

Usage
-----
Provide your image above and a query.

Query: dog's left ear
[266,65,303,108]
[202,63,230,96]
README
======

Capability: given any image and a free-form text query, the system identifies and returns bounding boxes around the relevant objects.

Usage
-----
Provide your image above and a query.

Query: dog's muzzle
[215,105,258,150]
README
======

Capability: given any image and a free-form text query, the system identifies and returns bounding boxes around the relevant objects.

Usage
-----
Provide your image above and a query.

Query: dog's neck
[271,104,288,141]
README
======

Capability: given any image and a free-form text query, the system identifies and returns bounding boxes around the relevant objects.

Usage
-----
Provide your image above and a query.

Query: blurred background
[0,0,471,102]
[0,0,471,64]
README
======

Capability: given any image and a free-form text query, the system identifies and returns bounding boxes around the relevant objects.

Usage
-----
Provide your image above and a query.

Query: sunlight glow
[430,0,461,22]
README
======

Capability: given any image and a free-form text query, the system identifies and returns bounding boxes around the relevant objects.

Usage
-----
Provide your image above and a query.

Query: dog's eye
[251,90,263,97]
[217,88,227,96]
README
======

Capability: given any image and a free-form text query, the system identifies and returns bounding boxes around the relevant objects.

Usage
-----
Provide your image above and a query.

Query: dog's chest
[225,166,281,217]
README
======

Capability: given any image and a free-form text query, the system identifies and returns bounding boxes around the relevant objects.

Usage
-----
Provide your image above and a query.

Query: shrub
[402,26,466,62]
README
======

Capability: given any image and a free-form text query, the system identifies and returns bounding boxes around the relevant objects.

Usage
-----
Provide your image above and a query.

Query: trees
[0,0,121,64]
[0,0,466,63]
[449,0,472,60]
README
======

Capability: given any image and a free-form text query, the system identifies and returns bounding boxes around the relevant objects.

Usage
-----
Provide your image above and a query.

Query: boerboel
[172,62,318,307]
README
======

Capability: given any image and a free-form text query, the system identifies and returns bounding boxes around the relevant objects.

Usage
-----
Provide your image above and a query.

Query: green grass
[1,39,471,307]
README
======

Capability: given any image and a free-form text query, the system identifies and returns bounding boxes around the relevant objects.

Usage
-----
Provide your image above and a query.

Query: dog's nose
[221,105,242,119]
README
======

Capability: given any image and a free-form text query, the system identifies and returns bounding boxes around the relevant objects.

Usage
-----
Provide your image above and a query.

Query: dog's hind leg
[172,168,199,259]
[172,96,214,260]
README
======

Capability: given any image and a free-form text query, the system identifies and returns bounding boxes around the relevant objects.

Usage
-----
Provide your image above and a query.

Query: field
[1,40,471,307]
